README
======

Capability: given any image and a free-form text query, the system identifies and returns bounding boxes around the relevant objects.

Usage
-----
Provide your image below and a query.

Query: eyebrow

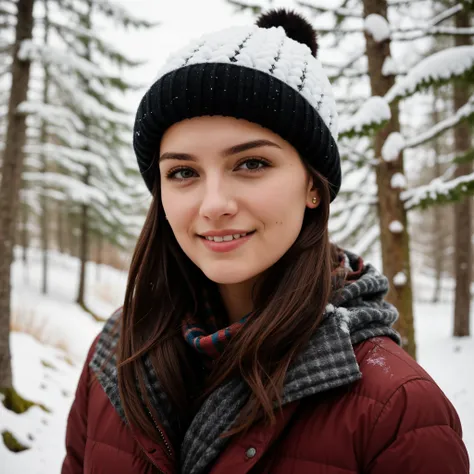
[158,139,282,162]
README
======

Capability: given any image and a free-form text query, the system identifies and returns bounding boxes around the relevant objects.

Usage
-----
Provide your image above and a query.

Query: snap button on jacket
[62,336,469,474]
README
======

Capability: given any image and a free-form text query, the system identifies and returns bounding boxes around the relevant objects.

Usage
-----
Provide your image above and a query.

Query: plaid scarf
[90,249,399,474]
[182,246,365,360]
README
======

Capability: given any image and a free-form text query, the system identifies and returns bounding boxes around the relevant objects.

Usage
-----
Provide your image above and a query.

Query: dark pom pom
[256,8,318,58]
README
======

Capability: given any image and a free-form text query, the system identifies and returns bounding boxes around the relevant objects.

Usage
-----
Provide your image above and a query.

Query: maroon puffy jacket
[62,335,469,474]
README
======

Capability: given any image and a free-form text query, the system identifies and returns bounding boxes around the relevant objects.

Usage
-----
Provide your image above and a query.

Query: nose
[199,175,237,221]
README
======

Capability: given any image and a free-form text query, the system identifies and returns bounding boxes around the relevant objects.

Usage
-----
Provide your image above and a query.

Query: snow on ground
[1,249,473,472]
[10,247,126,362]
[0,333,83,473]
[2,248,127,473]
[415,301,474,459]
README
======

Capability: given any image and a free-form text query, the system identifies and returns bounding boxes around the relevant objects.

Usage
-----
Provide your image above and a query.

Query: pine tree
[0,0,16,162]
[1,0,151,399]
[0,0,35,399]
[452,4,472,338]
[18,0,151,309]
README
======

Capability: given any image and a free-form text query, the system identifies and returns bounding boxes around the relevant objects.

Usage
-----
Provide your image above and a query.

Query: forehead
[160,116,287,153]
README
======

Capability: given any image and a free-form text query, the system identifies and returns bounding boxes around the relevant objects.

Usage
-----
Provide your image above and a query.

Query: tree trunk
[362,0,416,358]
[40,0,51,295]
[76,0,93,309]
[76,167,90,307]
[0,0,35,390]
[56,201,64,254]
[40,160,49,294]
[432,93,443,304]
[96,233,103,282]
[21,201,28,265]
[453,8,472,338]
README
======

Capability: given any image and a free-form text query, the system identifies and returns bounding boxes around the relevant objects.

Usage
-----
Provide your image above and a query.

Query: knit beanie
[133,9,341,201]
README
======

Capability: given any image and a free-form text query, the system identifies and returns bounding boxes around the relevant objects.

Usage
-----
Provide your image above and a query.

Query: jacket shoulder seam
[370,339,429,378]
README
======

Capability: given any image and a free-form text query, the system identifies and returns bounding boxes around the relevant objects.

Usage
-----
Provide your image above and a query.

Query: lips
[199,231,255,253]
[201,231,255,242]
[199,229,255,237]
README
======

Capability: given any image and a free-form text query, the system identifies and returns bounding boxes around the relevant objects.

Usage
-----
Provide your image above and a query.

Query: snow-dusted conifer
[17,0,152,310]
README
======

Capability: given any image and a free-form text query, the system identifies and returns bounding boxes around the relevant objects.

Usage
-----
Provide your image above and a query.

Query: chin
[200,263,262,286]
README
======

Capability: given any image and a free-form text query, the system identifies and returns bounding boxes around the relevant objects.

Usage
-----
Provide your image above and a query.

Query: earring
[312,197,318,205]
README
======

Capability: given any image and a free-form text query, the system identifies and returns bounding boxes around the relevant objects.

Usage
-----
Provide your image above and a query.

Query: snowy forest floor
[1,248,473,473]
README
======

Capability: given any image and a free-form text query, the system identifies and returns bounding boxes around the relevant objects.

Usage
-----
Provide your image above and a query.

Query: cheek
[161,189,194,232]
[253,172,307,223]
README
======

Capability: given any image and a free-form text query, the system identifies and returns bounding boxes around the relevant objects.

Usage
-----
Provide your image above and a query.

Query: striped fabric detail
[182,289,250,359]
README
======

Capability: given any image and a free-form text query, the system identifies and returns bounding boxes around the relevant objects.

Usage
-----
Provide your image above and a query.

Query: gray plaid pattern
[90,253,400,474]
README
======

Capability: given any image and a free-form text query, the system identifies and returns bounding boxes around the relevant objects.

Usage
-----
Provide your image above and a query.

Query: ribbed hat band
[134,63,341,200]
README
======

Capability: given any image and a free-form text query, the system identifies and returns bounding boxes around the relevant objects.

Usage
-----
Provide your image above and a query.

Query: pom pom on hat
[256,8,319,58]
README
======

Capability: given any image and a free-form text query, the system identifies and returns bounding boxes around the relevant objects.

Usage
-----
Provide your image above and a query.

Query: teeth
[205,233,249,242]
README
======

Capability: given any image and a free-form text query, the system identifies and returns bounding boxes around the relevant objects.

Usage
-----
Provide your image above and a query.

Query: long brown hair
[117,161,340,445]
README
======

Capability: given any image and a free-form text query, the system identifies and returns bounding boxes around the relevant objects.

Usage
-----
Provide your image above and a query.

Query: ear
[306,178,320,208]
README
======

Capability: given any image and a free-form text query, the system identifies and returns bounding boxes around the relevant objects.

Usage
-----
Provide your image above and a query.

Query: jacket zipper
[147,407,174,459]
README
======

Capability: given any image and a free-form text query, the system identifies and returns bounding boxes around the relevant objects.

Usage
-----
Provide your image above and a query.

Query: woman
[62,9,469,474]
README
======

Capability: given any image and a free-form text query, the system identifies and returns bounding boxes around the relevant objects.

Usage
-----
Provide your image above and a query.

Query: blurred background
[0,0,473,471]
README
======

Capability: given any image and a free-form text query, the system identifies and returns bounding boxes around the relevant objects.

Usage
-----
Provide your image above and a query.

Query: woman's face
[159,116,320,285]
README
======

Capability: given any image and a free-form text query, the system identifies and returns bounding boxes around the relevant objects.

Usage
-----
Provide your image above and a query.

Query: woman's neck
[218,280,256,324]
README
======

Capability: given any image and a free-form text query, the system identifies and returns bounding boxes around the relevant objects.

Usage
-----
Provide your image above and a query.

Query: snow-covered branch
[325,51,365,82]
[22,171,108,205]
[339,145,379,167]
[0,43,13,56]
[393,25,474,41]
[297,1,362,19]
[430,4,463,26]
[403,95,474,149]
[17,101,84,131]
[51,74,130,125]
[331,205,373,242]
[385,46,474,102]
[388,0,429,4]
[403,172,474,210]
[0,2,16,17]
[25,143,109,175]
[352,224,379,257]
[226,0,262,13]
[339,96,391,138]
[17,40,127,83]
[47,19,142,68]
[330,195,378,213]
[50,0,154,29]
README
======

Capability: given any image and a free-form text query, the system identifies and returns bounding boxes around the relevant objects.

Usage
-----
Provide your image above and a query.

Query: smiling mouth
[199,231,256,242]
